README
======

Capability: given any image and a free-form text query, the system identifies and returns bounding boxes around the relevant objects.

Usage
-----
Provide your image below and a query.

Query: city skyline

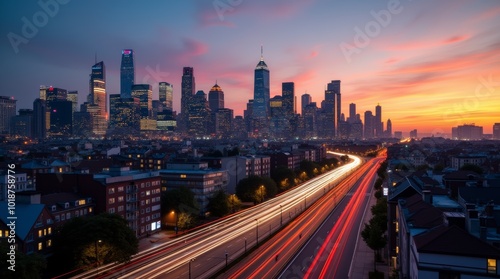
[1,1,500,134]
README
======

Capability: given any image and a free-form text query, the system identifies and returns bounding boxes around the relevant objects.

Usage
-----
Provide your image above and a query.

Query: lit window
[0,231,2,237]
[89,207,93,213]
[488,259,497,274]
[48,227,51,234]
[38,230,42,237]
[38,242,43,250]
[180,174,187,178]
[47,239,52,247]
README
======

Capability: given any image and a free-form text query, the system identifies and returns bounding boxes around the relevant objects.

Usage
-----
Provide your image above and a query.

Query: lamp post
[279,205,283,226]
[95,239,102,275]
[255,219,259,246]
[189,258,195,279]
[259,185,265,203]
[171,210,178,234]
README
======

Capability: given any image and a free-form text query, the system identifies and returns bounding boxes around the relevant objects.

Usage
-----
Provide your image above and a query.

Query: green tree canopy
[361,223,387,272]
[207,189,230,217]
[271,166,296,192]
[236,175,278,204]
[161,186,198,215]
[52,213,138,272]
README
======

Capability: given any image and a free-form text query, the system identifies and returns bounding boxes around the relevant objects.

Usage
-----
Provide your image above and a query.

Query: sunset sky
[1,0,499,135]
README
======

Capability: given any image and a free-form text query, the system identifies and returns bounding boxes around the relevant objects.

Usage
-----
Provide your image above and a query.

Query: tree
[236,175,278,204]
[227,194,242,213]
[361,223,387,272]
[207,189,230,217]
[299,160,320,179]
[162,186,198,215]
[177,212,194,231]
[271,166,296,192]
[52,213,138,272]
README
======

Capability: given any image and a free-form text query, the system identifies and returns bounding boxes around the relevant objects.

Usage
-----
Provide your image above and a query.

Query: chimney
[422,190,433,204]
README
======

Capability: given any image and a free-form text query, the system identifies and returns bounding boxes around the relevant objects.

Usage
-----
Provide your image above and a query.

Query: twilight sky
[1,0,500,135]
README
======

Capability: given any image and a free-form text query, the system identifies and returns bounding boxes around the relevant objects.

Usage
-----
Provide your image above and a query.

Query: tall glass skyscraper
[120,49,135,98]
[181,67,195,132]
[90,61,106,114]
[323,80,341,138]
[208,82,224,112]
[159,82,173,113]
[253,48,270,136]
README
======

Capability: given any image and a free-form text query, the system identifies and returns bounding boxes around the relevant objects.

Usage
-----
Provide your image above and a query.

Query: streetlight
[258,185,265,203]
[255,219,259,246]
[171,210,178,234]
[188,258,195,279]
[279,205,283,226]
[225,250,228,268]
[95,239,102,275]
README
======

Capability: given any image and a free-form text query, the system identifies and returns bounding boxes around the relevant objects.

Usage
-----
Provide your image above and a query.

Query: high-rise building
[49,100,73,136]
[189,90,209,136]
[301,93,311,116]
[0,96,16,135]
[120,49,135,98]
[253,47,270,136]
[269,95,285,139]
[409,129,418,139]
[33,98,46,140]
[46,87,67,105]
[89,61,106,115]
[451,124,483,140]
[215,108,233,138]
[375,104,383,138]
[349,103,356,123]
[67,90,78,114]
[181,67,195,132]
[303,102,318,139]
[494,123,500,139]
[322,80,341,138]
[244,99,253,135]
[364,110,374,139]
[208,83,224,112]
[159,82,173,113]
[282,82,294,116]
[10,109,33,137]
[39,85,48,100]
[109,97,140,134]
[386,119,392,138]
[131,84,153,119]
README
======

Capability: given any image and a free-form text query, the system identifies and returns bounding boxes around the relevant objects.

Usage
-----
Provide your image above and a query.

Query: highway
[72,152,362,279]
[220,156,382,279]
[288,156,383,279]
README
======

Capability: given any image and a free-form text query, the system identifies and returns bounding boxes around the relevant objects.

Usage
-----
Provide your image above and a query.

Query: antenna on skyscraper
[260,45,263,61]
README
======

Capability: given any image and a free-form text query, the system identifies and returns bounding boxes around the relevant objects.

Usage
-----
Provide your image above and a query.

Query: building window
[118,205,124,212]
[47,239,52,247]
[180,174,186,178]
[38,230,42,237]
[109,188,115,194]
[488,259,497,274]
[146,190,150,196]
[38,242,43,251]
[118,196,124,202]
[118,186,124,192]
[108,198,115,204]
[109,208,115,214]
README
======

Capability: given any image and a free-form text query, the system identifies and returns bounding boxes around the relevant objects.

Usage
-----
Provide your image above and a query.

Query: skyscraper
[253,47,270,136]
[90,61,106,114]
[0,96,16,135]
[33,98,46,140]
[181,67,195,132]
[323,80,341,138]
[364,110,374,139]
[375,104,383,138]
[349,103,356,122]
[189,90,209,136]
[301,93,311,116]
[282,82,294,117]
[159,82,173,113]
[131,84,153,119]
[494,123,500,139]
[120,49,135,98]
[386,119,392,138]
[208,82,224,112]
